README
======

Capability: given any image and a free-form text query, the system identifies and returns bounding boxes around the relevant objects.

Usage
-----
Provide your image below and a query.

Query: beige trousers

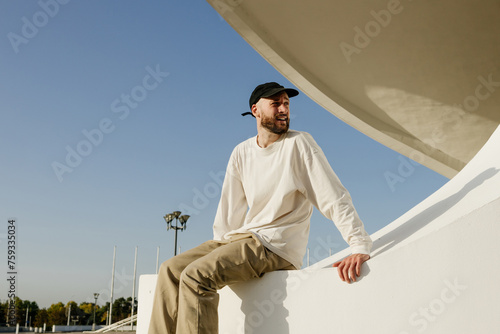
[148,233,293,334]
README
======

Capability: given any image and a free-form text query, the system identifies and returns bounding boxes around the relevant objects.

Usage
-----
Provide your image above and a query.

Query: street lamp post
[164,211,190,256]
[93,293,99,331]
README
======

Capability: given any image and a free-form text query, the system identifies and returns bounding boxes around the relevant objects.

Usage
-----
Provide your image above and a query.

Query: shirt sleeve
[299,134,372,255]
[213,148,248,240]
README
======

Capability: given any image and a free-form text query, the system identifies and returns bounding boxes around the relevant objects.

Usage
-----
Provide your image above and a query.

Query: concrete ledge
[137,274,158,334]
[138,125,500,333]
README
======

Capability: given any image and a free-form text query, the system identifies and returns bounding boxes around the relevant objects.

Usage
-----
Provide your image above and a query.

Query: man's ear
[251,104,259,118]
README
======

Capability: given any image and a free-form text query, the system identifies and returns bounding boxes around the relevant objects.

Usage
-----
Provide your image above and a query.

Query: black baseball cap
[242,82,299,117]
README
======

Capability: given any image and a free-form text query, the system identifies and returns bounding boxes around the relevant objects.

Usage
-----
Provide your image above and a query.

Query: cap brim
[261,87,299,99]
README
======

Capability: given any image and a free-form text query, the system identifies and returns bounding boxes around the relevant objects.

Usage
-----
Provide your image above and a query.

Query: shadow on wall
[218,165,498,333]
[229,272,290,334]
[225,264,372,333]
[371,167,499,257]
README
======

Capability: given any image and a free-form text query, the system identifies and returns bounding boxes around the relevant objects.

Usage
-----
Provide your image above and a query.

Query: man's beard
[261,114,289,135]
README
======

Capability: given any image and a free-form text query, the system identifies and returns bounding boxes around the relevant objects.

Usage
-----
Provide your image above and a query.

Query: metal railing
[86,314,137,333]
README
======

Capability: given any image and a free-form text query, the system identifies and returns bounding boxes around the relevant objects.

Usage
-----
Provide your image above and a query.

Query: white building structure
[137,1,500,332]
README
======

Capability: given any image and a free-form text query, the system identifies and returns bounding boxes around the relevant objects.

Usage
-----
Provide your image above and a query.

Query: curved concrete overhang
[208,0,500,178]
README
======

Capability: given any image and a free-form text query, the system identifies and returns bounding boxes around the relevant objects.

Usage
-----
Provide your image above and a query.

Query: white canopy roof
[208,0,500,178]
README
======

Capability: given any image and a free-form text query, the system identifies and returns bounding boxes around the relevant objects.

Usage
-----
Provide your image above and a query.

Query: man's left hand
[332,253,370,284]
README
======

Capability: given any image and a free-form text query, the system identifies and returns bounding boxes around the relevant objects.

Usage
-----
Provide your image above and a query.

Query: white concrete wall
[137,274,157,334]
[218,125,500,333]
[138,126,500,333]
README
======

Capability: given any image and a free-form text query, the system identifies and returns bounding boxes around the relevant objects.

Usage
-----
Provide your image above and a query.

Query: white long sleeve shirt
[213,130,372,269]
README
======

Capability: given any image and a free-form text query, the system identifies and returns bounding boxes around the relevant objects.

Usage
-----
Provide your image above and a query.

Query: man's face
[254,92,290,135]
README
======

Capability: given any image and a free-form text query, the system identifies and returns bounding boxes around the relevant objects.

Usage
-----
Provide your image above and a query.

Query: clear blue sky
[0,0,447,308]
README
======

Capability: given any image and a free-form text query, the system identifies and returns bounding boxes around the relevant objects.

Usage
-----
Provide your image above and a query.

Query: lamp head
[164,214,174,230]
[179,215,190,229]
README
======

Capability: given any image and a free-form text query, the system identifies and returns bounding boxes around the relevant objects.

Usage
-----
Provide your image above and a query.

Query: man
[149,82,372,334]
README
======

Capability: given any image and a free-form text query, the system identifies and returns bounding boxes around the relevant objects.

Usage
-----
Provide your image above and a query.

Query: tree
[23,300,39,327]
[47,302,66,326]
[0,300,8,326]
[99,302,110,325]
[0,297,140,327]
[79,302,94,325]
[4,297,27,325]
[65,301,84,326]
[94,305,106,325]
[79,302,93,315]
[111,297,130,323]
[34,309,48,327]
[12,297,24,325]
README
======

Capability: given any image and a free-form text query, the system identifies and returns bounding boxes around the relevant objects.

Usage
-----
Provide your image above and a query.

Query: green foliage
[0,297,39,326]
[47,302,66,326]
[112,297,128,322]
[0,296,138,327]
[34,309,48,327]
[0,301,7,325]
